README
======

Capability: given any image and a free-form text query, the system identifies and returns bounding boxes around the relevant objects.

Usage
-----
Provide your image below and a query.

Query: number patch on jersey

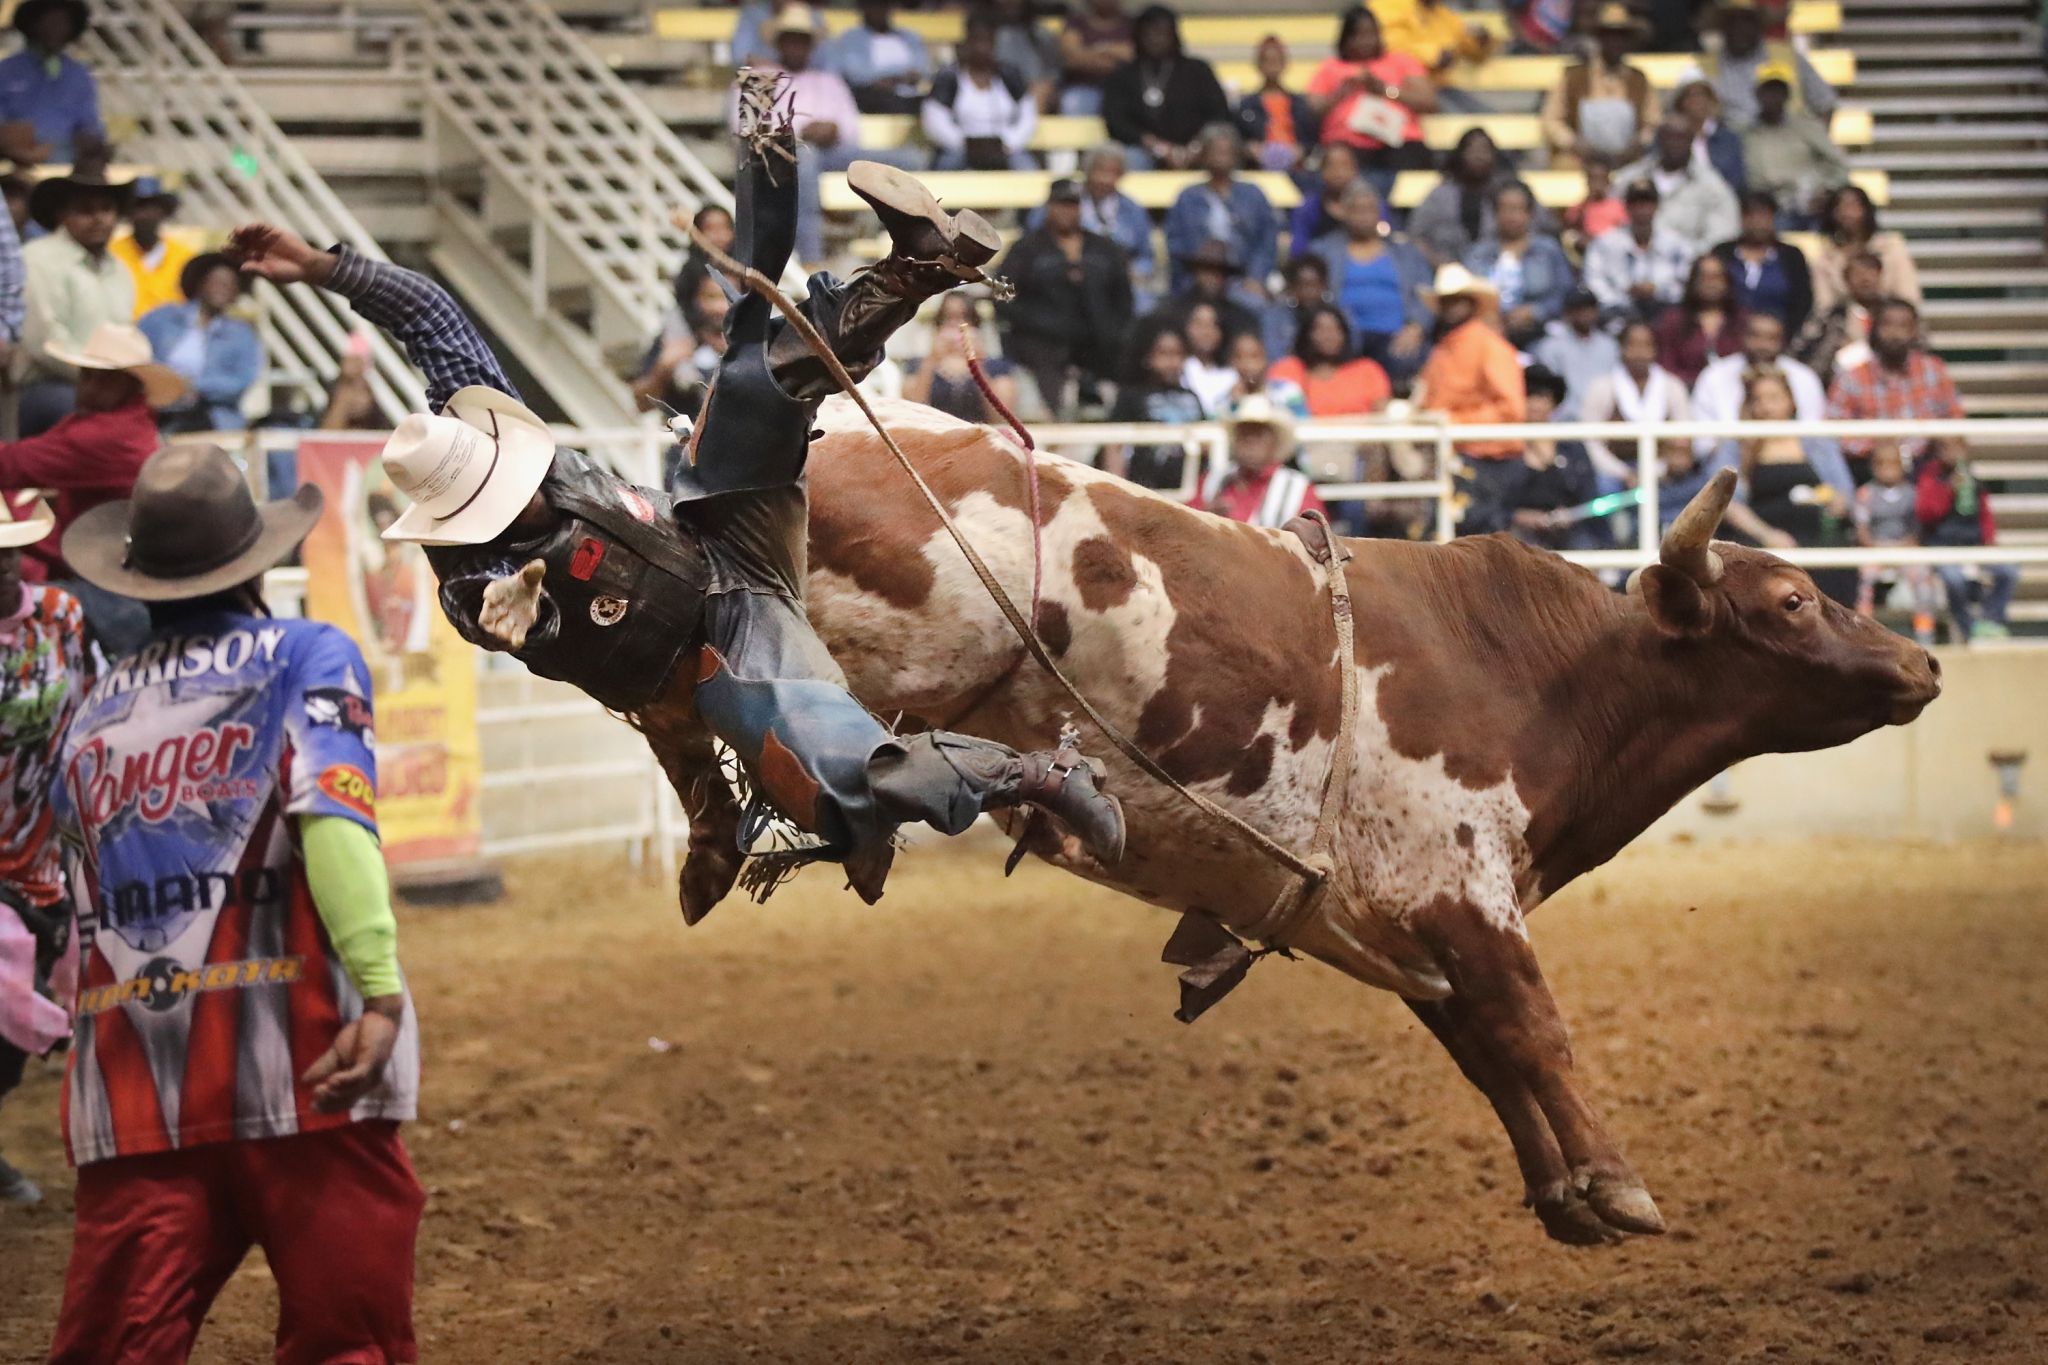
[317,764,376,820]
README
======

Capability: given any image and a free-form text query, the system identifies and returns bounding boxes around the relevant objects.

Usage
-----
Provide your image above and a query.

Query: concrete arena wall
[472,648,2048,854]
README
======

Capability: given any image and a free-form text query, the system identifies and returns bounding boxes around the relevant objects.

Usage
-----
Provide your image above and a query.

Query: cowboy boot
[765,162,1000,399]
[872,731,1127,867]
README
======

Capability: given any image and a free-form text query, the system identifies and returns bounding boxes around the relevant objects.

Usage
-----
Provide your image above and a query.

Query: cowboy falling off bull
[226,72,1124,914]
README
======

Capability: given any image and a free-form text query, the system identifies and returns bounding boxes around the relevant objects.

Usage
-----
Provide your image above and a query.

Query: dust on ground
[3,839,2044,1364]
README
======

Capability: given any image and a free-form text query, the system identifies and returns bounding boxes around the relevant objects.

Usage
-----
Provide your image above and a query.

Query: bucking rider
[225,72,1124,917]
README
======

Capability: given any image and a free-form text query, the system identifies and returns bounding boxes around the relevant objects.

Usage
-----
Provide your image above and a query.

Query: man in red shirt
[0,321,185,656]
[1826,298,1964,465]
[1916,437,2016,642]
[1199,394,1328,528]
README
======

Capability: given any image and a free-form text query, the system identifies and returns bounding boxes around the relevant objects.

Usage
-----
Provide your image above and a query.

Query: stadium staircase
[79,0,426,423]
[1840,0,2048,622]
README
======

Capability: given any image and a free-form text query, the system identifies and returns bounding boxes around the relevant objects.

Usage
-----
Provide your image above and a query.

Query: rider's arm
[322,246,519,412]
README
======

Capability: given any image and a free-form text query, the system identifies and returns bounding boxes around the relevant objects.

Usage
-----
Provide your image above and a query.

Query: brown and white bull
[645,396,1941,1246]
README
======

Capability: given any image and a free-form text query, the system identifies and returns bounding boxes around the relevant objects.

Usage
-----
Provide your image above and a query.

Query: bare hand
[302,1001,401,1113]
[479,559,547,649]
[1765,528,1798,550]
[1629,280,1658,301]
[227,222,336,288]
[802,120,840,148]
[1392,322,1424,358]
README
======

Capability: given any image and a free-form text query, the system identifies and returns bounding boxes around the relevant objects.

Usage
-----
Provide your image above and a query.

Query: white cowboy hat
[378,384,556,546]
[0,491,54,550]
[44,322,190,409]
[1222,393,1298,450]
[1423,263,1499,303]
[766,4,821,39]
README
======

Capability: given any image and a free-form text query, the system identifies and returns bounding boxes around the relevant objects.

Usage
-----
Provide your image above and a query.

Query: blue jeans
[933,146,1037,171]
[1058,86,1103,115]
[1935,563,2018,639]
[795,143,923,265]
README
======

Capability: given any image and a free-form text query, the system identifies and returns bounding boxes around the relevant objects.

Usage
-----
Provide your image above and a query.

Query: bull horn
[1660,466,1737,586]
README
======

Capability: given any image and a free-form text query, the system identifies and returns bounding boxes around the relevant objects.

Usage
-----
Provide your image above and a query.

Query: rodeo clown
[227,73,1124,915]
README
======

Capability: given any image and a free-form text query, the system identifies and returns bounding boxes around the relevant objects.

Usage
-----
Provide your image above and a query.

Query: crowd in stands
[681,0,2018,638]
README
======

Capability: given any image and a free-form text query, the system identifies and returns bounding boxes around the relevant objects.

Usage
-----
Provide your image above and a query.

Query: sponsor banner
[295,438,484,866]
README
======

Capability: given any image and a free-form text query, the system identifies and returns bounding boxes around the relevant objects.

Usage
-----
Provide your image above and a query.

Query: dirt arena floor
[3,839,2045,1363]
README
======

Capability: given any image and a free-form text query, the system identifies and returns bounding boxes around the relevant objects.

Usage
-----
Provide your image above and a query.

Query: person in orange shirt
[1414,263,1527,534]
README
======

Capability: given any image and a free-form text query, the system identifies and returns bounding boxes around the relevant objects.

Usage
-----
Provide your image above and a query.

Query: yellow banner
[295,437,484,866]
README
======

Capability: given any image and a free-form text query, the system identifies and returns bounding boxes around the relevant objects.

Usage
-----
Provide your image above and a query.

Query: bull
[639,396,1941,1246]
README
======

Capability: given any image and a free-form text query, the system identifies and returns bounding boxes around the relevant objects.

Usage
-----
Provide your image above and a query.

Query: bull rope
[686,226,1358,952]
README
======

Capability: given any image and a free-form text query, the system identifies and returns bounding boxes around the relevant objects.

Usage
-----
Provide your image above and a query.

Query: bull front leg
[1415,902,1667,1243]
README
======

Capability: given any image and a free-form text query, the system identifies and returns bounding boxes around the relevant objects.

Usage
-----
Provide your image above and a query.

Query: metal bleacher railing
[81,0,425,424]
[250,411,2046,865]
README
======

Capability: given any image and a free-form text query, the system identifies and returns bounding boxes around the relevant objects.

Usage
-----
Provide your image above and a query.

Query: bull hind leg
[1417,905,1667,1241]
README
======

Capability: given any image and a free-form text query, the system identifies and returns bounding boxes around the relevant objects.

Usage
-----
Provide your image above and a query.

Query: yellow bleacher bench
[1217,47,1853,94]
[857,107,1872,156]
[1386,165,1888,209]
[820,169,1304,214]
[657,0,1840,51]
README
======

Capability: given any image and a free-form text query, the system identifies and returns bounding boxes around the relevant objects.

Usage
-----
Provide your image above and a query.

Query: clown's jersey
[52,609,418,1166]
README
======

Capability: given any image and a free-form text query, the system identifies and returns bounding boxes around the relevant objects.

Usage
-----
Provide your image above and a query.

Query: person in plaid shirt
[1826,298,1963,465]
[1582,180,1697,329]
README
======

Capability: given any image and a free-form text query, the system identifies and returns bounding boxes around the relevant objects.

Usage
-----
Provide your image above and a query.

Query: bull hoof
[1580,1173,1667,1236]
[1532,1182,1627,1247]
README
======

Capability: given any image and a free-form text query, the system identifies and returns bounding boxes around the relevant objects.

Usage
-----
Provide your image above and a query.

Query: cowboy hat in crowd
[45,323,190,408]
[26,168,131,233]
[0,492,56,550]
[10,0,90,45]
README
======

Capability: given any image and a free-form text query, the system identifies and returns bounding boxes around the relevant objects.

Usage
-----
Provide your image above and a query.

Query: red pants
[49,1121,424,1365]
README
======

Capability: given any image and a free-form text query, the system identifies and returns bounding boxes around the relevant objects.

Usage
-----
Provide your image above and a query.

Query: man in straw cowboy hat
[19,166,135,434]
[0,0,104,166]
[0,490,92,1208]
[226,71,1124,918]
[0,320,187,654]
[1201,394,1328,529]
[46,443,424,1363]
[1414,261,1529,534]
[1541,2,1659,169]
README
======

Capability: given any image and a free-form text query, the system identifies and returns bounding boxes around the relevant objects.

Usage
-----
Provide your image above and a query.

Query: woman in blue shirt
[138,253,262,434]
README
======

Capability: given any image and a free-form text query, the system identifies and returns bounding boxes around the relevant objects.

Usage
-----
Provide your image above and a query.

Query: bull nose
[1925,651,1941,680]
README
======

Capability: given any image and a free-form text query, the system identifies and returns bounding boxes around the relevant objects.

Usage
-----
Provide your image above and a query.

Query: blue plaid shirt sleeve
[324,246,518,411]
[0,211,22,343]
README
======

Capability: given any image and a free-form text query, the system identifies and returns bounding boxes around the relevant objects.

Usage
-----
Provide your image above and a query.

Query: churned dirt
[2,839,2045,1364]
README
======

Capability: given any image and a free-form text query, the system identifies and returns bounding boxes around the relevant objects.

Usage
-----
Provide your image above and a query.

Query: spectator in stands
[677,203,735,283]
[1730,367,1857,604]
[990,0,1060,111]
[1794,246,1883,380]
[1827,297,1965,462]
[1200,394,1327,527]
[138,252,261,434]
[1102,6,1228,170]
[1581,318,1693,488]
[1290,142,1366,248]
[903,292,1022,424]
[1542,3,1659,170]
[0,207,20,380]
[1225,330,1309,416]
[1269,303,1392,418]
[997,177,1133,417]
[1508,364,1611,551]
[1179,302,1241,415]
[1917,436,2017,642]
[19,170,135,436]
[1166,126,1279,297]
[1694,311,1829,438]
[1,168,30,239]
[1262,254,1329,371]
[1740,66,1848,227]
[107,178,195,321]
[1415,265,1527,533]
[632,263,729,422]
[1409,128,1531,268]
[1533,286,1619,419]
[1672,75,1747,194]
[1027,145,1155,305]
[923,13,1039,170]
[1853,439,1938,640]
[1105,320,1205,488]
[1561,155,1626,262]
[0,0,104,166]
[1702,0,1835,133]
[1235,37,1319,175]
[316,346,379,432]
[1463,182,1573,350]
[1712,189,1812,335]
[1614,117,1740,258]
[0,322,183,653]
[1310,182,1432,388]
[1056,0,1132,116]
[1509,0,1575,55]
[1375,0,1493,113]
[826,0,931,116]
[1150,240,1262,348]
[1584,180,1695,329]
[732,0,823,68]
[1653,436,1714,534]
[738,7,920,267]
[1813,183,1920,314]
[1655,252,1745,386]
[1305,7,1435,198]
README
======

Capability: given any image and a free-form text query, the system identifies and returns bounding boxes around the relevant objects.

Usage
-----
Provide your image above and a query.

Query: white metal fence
[242,412,2048,865]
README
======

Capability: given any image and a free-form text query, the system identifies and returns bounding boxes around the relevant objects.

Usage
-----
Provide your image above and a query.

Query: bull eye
[1782,591,1805,613]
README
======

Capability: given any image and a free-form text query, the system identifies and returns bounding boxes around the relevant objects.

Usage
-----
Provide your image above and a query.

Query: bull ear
[1637,562,1715,639]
